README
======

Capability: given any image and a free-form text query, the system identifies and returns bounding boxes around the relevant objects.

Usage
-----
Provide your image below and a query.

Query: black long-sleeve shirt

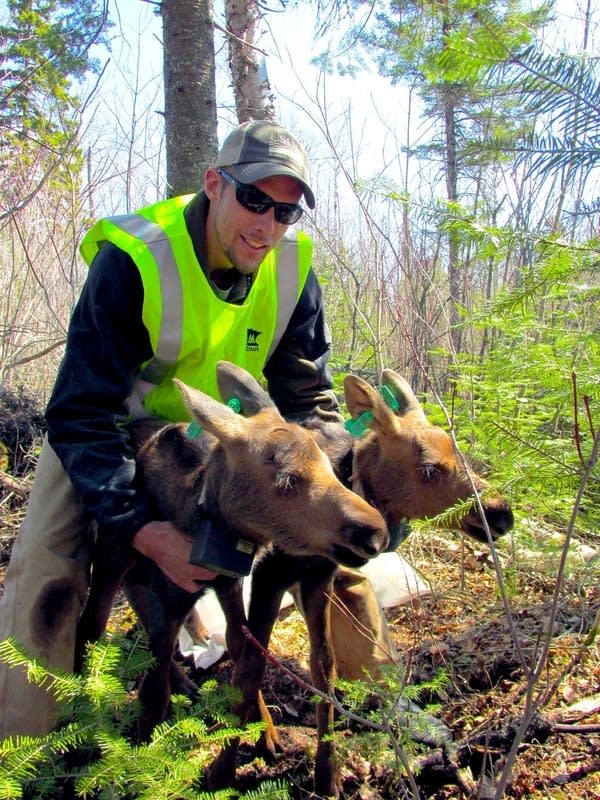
[45,192,341,540]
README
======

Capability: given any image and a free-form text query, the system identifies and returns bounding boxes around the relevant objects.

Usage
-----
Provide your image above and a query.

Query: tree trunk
[443,88,463,355]
[161,0,218,196]
[224,0,275,122]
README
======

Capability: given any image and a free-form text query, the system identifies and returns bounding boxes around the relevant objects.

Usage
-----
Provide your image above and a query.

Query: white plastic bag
[178,553,429,668]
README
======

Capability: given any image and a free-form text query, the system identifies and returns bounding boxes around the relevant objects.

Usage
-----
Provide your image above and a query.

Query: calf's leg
[136,570,200,741]
[297,571,339,799]
[125,568,199,699]
[207,561,295,790]
[75,539,136,672]
[329,566,399,681]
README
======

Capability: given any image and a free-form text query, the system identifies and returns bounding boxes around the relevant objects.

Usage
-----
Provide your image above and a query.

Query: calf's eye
[419,463,441,482]
[274,472,299,495]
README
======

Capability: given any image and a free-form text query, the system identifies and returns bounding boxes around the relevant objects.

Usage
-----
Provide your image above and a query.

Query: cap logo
[268,132,298,148]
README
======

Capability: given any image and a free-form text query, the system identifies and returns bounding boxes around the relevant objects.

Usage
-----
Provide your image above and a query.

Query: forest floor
[187,526,600,800]
[1,473,599,799]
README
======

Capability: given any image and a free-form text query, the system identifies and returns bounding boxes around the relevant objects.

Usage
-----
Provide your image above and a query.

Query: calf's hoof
[256,722,282,761]
[206,744,238,791]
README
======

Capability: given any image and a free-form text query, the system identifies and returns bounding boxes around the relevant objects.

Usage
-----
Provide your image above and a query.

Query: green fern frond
[83,639,125,678]
[82,641,128,708]
[413,495,485,533]
[0,775,22,800]
[193,678,243,721]
[188,789,238,800]
[76,725,212,799]
[0,721,91,797]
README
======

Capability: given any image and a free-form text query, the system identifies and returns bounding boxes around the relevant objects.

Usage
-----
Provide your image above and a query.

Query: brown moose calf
[208,368,515,798]
[74,361,388,743]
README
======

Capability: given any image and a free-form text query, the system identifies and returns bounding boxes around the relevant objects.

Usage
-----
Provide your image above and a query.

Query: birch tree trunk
[224,0,275,122]
[162,0,218,195]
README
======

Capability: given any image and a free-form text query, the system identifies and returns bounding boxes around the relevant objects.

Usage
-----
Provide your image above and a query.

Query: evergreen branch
[238,780,291,800]
[0,638,83,701]
[489,423,578,472]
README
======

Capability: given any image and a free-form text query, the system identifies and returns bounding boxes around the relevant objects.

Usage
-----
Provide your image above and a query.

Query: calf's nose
[350,524,389,557]
[487,504,514,537]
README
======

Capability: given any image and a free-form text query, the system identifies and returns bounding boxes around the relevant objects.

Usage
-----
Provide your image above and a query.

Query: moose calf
[75,361,388,742]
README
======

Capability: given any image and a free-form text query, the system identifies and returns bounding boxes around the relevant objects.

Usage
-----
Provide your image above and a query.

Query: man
[0,120,398,740]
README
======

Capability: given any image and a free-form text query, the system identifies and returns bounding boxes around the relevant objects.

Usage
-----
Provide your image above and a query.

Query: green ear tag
[186,396,242,440]
[186,420,203,440]
[344,410,374,437]
[226,397,242,413]
[344,384,400,438]
[379,385,399,411]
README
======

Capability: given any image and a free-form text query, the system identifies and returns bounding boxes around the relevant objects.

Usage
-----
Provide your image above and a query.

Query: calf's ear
[343,374,377,419]
[174,378,246,443]
[216,360,279,417]
[380,370,428,422]
[343,374,398,436]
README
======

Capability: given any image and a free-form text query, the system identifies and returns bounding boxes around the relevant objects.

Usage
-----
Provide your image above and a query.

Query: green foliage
[436,234,600,540]
[498,44,600,176]
[350,0,549,164]
[0,634,282,800]
[334,664,451,768]
[0,0,109,192]
[235,781,290,800]
[0,0,107,128]
[354,176,411,206]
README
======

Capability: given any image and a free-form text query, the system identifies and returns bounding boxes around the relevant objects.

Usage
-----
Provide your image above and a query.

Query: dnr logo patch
[246,327,262,351]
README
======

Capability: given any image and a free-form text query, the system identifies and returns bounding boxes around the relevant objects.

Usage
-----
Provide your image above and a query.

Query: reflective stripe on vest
[106,214,183,386]
[267,234,300,360]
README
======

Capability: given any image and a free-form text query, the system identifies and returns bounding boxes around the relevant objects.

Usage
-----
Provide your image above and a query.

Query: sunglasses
[218,169,304,225]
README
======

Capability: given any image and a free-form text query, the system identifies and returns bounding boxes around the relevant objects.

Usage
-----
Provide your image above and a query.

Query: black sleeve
[45,244,157,539]
[263,268,344,425]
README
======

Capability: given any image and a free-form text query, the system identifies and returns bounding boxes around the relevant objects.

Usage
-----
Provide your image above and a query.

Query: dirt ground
[185,530,599,800]
[1,477,599,799]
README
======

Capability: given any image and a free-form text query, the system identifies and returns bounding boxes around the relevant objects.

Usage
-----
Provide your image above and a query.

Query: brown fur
[207,370,514,797]
[74,362,388,743]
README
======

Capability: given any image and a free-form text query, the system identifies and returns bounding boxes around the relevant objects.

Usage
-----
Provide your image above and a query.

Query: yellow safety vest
[80,195,313,421]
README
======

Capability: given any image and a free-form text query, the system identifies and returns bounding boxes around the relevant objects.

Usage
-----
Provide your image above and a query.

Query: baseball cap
[216,120,315,209]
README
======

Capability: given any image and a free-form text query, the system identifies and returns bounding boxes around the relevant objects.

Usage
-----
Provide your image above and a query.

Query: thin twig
[493,424,600,799]
[241,626,450,799]
[572,372,585,466]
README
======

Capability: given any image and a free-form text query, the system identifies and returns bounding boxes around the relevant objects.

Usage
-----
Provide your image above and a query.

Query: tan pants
[0,439,93,739]
[0,441,399,739]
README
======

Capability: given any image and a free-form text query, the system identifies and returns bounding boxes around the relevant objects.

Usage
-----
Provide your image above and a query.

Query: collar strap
[196,495,257,558]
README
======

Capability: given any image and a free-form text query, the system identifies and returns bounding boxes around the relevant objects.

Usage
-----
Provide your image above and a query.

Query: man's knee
[0,571,86,741]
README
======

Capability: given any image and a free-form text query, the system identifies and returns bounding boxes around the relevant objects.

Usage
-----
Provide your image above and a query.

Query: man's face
[204,169,304,275]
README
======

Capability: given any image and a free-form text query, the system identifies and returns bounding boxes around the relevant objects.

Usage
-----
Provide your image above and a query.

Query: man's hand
[132,521,217,592]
